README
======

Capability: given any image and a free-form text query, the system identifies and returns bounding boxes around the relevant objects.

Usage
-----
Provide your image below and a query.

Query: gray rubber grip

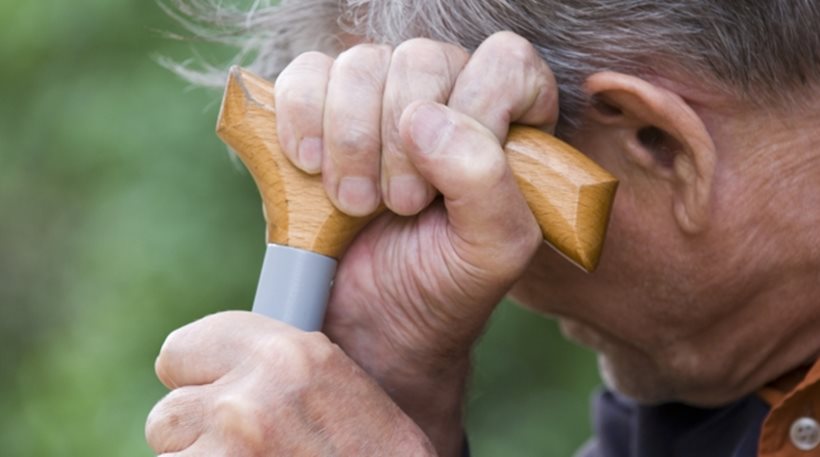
[252,244,338,331]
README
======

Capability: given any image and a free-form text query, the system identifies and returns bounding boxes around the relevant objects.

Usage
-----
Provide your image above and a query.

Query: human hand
[146,311,435,456]
[274,31,558,454]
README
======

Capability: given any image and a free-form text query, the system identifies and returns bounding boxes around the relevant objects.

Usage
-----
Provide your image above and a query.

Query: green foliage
[0,1,599,455]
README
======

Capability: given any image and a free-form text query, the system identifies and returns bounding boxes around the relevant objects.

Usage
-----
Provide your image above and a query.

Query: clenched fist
[276,31,558,451]
[149,31,560,456]
[146,312,435,456]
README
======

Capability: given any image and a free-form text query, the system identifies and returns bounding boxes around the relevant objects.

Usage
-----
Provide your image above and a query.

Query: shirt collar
[758,359,820,456]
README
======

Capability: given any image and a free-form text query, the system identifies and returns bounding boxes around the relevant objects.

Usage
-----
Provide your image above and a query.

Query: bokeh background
[0,1,600,455]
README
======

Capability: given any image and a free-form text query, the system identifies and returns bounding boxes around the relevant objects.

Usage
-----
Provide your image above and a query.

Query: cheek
[511,192,701,347]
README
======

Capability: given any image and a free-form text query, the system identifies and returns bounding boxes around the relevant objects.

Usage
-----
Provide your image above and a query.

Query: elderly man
[146,1,820,456]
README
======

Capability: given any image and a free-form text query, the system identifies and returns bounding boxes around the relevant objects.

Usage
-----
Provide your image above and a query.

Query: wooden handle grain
[217,66,617,271]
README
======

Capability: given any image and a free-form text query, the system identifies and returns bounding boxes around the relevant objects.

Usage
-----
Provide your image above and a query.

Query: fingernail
[338,176,378,215]
[298,137,323,173]
[410,103,452,154]
[388,175,428,215]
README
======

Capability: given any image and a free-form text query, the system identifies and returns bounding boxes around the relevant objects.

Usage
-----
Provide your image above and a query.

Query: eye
[637,126,678,168]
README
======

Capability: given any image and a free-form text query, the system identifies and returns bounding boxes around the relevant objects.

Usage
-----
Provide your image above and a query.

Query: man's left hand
[145,311,435,456]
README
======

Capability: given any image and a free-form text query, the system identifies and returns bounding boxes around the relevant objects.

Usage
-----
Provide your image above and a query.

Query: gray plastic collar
[252,244,338,331]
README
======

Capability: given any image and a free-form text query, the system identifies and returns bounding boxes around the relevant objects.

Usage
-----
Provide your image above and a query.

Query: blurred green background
[0,1,599,455]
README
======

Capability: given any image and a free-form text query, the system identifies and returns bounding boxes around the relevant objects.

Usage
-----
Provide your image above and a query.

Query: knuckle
[145,388,201,450]
[447,121,507,181]
[281,51,333,81]
[255,331,338,380]
[154,312,237,383]
[391,39,463,90]
[473,153,508,186]
[339,43,392,62]
[255,333,308,375]
[335,44,391,89]
[491,31,537,61]
[393,37,437,55]
[276,83,324,116]
[467,33,553,127]
[291,50,333,68]
[392,38,441,69]
[254,331,290,358]
[300,331,337,364]
[213,391,261,420]
[213,391,266,446]
[330,121,381,160]
[277,53,332,118]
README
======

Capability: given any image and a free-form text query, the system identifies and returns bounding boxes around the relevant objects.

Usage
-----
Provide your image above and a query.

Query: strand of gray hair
[162,0,820,132]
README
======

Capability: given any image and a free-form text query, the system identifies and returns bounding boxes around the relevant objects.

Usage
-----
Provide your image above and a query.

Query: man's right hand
[273,31,559,456]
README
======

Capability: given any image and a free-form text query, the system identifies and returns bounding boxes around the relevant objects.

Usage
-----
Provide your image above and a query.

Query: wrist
[326,316,474,456]
[380,357,470,457]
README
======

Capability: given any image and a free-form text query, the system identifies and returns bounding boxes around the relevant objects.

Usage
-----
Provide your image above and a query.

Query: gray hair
[163,0,820,131]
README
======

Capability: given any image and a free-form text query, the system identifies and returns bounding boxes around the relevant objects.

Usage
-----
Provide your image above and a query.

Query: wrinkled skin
[511,77,820,406]
[146,312,436,456]
[147,30,820,456]
[148,32,558,456]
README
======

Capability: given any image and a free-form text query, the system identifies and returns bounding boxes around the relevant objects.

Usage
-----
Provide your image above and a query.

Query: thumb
[399,101,542,286]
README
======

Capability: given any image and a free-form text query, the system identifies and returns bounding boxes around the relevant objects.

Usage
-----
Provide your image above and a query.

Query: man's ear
[584,72,716,234]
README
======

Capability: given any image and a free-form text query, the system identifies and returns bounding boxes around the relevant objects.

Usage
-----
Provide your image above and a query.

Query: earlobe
[584,72,717,234]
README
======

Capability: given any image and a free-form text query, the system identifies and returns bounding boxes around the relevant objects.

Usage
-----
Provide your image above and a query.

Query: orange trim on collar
[758,365,814,408]
[758,359,820,457]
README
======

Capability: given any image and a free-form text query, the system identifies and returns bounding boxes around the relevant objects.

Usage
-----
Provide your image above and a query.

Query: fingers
[154,311,280,389]
[322,44,392,216]
[146,386,205,454]
[274,51,334,174]
[277,32,556,220]
[449,31,559,140]
[400,101,542,282]
[380,39,469,215]
[148,320,433,457]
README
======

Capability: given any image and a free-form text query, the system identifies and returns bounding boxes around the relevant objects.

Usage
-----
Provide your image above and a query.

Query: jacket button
[790,417,820,451]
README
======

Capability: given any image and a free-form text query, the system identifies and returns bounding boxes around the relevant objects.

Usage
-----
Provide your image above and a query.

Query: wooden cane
[217,66,617,330]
